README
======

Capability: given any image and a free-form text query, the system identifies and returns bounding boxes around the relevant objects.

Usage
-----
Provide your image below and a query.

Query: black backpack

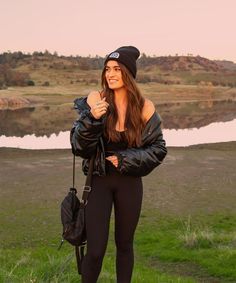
[59,155,94,274]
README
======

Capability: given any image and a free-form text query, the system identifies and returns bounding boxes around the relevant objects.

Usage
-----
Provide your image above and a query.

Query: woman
[71,46,167,283]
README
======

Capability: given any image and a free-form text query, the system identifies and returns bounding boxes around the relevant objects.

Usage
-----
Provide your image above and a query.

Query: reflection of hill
[0,97,30,109]
[157,100,236,129]
[0,105,77,137]
[0,100,235,136]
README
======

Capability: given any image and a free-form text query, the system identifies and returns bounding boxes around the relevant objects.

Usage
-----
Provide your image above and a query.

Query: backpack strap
[72,154,76,188]
[73,154,95,274]
[72,154,94,205]
[78,155,95,206]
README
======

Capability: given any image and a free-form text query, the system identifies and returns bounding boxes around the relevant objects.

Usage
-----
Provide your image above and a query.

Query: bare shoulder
[142,98,156,122]
[87,91,101,108]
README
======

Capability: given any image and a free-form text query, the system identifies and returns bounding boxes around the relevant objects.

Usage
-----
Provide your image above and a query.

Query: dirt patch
[0,142,235,216]
[142,142,236,215]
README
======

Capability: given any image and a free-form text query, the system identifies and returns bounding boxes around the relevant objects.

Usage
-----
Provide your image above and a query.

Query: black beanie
[104,46,140,78]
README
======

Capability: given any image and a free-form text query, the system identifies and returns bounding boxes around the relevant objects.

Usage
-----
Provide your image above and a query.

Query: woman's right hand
[90,97,109,119]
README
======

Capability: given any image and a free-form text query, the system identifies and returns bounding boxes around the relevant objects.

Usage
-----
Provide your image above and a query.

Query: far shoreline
[0,141,235,153]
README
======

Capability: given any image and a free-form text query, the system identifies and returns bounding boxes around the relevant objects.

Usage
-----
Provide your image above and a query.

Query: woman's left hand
[106,155,118,167]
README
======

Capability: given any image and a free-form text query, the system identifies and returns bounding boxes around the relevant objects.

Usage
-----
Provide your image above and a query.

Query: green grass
[0,247,197,283]
[136,213,236,281]
[1,213,236,282]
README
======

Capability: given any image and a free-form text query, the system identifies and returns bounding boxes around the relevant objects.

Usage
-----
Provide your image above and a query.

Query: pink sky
[1,0,236,62]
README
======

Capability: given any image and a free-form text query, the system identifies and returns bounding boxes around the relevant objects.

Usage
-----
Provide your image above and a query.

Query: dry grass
[1,83,235,106]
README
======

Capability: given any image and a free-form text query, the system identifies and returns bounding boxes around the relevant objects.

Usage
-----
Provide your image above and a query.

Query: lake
[0,100,235,136]
[0,119,235,149]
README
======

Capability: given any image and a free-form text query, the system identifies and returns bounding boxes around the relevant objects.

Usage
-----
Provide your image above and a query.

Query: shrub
[27,80,35,86]
[42,81,50,86]
[136,74,152,83]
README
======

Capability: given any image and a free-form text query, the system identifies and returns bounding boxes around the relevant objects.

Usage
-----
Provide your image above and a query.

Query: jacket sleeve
[70,109,104,159]
[115,113,167,176]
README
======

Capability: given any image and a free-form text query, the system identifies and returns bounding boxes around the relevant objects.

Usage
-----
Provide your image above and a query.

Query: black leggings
[81,170,143,283]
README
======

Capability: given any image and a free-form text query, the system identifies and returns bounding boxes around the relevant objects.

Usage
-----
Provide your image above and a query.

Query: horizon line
[0,49,236,63]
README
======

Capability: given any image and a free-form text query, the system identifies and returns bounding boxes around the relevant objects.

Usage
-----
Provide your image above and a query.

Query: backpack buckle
[83,185,91,192]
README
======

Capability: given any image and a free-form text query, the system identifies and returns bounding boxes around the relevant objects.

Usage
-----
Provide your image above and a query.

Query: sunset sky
[1,0,236,62]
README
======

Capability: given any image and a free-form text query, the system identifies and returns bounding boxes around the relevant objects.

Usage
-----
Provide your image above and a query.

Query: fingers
[106,155,118,167]
[94,103,108,111]
[95,98,109,108]
[91,98,109,119]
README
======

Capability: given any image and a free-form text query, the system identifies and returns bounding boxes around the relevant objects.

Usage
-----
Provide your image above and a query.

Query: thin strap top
[104,131,128,157]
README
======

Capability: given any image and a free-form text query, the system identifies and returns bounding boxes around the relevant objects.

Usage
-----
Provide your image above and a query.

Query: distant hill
[0,51,236,88]
[214,60,236,71]
[138,55,223,72]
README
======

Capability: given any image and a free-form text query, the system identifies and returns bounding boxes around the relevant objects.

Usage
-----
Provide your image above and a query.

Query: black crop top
[103,131,128,173]
[104,131,128,157]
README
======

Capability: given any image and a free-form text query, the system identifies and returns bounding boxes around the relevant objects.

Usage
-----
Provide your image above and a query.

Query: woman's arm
[70,92,108,158]
[116,115,167,176]
[110,99,167,176]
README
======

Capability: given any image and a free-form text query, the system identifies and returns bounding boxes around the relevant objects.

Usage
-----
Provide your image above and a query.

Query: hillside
[1,51,236,88]
[137,55,236,86]
[138,54,222,71]
[214,60,236,71]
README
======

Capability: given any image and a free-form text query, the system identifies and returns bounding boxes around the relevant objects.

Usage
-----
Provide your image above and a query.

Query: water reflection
[158,99,236,129]
[0,100,236,136]
[0,105,77,137]
[0,119,236,148]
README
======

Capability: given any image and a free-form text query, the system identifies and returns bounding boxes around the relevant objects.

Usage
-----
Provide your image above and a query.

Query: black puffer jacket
[70,97,167,177]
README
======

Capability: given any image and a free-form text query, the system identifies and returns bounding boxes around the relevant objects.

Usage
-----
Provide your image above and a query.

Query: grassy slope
[0,143,236,282]
[1,54,236,106]
[11,54,236,87]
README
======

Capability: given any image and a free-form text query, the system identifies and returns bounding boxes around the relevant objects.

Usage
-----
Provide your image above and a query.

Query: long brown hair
[101,63,145,147]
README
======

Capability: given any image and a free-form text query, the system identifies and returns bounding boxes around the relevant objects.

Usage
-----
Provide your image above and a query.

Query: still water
[1,100,236,136]
[0,119,236,149]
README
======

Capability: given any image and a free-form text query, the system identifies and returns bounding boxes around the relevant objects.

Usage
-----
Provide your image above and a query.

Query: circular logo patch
[109,52,120,59]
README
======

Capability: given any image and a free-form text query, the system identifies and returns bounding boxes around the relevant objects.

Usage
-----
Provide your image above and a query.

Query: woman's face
[105,60,125,90]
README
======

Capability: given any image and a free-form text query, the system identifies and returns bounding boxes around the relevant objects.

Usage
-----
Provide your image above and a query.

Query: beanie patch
[109,52,120,59]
